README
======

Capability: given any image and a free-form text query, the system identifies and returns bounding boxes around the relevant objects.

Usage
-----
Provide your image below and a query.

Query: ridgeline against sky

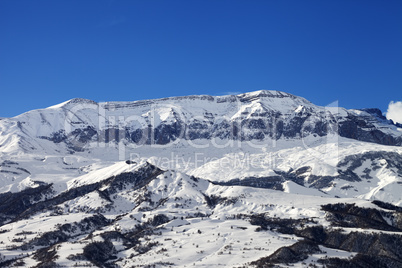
[0,0,401,119]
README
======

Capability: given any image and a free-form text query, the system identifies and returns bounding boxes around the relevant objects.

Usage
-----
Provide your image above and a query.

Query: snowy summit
[0,90,402,267]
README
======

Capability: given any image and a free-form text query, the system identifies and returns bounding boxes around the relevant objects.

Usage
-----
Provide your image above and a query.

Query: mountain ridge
[1,90,401,157]
[46,90,311,109]
[0,90,402,267]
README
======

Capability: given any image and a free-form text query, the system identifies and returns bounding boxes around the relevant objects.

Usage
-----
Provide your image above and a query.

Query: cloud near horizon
[386,101,402,124]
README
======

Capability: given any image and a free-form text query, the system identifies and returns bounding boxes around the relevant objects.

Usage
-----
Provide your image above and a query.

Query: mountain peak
[1,90,402,267]
[47,98,98,110]
[235,90,310,104]
[67,98,98,105]
[237,89,293,98]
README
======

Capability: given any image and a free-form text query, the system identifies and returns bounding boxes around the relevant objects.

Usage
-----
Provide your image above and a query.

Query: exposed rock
[319,254,402,268]
[322,203,402,231]
[33,92,402,150]
[250,240,321,267]
[212,176,284,191]
[0,183,53,224]
[83,240,117,268]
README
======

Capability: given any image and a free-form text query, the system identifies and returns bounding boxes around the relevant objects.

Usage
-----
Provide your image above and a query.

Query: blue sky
[1,0,401,118]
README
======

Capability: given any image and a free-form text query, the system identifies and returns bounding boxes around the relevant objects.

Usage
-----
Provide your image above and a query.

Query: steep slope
[0,161,401,267]
[0,91,401,155]
[0,90,400,198]
[0,90,402,267]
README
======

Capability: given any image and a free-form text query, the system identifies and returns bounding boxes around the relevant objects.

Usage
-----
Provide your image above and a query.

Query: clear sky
[1,0,401,118]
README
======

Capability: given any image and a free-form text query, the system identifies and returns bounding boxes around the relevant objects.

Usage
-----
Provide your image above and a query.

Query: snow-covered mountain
[0,90,402,267]
[1,91,401,154]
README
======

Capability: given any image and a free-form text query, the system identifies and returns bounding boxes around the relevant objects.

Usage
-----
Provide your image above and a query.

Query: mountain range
[0,90,401,267]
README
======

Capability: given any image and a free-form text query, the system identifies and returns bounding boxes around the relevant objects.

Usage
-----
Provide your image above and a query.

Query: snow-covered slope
[1,90,401,154]
[0,90,402,267]
[0,161,401,267]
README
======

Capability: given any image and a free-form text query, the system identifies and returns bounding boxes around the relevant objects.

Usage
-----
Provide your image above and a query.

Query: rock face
[1,90,401,154]
[250,240,322,266]
[322,203,402,231]
[46,95,402,147]
[0,90,402,267]
[250,205,402,268]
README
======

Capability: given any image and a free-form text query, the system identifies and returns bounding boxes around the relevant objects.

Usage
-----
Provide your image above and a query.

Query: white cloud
[386,101,402,124]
